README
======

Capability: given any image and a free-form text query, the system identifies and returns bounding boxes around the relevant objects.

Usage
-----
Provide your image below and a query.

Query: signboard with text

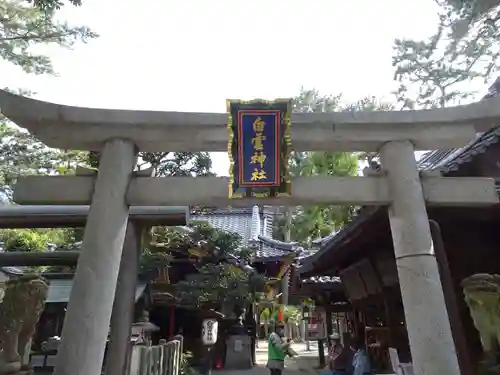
[306,308,327,341]
[227,99,292,199]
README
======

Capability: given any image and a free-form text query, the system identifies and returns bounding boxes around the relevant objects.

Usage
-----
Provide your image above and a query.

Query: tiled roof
[256,235,302,260]
[311,233,337,248]
[300,78,500,274]
[298,207,381,273]
[417,125,500,173]
[0,243,28,276]
[191,210,254,245]
[0,266,25,276]
[191,206,274,245]
[297,249,317,259]
[417,77,500,173]
[192,206,301,261]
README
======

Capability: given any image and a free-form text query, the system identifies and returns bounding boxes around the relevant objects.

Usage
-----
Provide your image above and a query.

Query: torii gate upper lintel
[0,88,499,152]
[2,89,497,375]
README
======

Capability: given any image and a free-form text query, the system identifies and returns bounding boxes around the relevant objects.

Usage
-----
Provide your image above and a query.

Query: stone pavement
[215,340,324,375]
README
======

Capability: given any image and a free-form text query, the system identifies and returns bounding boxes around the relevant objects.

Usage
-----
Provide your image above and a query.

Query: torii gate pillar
[380,140,460,375]
[54,139,137,375]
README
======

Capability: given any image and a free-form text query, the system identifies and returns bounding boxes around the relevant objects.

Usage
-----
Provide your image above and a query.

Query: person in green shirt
[266,324,290,375]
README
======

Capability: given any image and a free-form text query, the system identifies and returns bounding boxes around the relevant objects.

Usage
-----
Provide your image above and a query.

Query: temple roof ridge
[311,231,338,247]
[257,235,300,251]
[250,206,261,241]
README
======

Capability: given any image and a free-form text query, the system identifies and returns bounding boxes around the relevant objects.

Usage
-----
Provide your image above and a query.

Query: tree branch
[0,31,74,42]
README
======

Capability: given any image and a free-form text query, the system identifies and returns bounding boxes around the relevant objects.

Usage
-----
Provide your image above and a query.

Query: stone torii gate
[1,90,500,375]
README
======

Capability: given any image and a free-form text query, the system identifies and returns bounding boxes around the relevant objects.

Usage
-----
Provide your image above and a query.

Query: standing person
[350,338,372,375]
[327,334,352,375]
[267,324,290,375]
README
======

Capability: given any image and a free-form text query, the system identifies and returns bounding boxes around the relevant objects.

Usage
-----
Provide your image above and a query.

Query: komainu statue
[0,276,48,375]
[462,274,500,374]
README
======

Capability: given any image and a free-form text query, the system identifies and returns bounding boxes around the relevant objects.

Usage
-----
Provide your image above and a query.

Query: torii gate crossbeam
[2,90,498,375]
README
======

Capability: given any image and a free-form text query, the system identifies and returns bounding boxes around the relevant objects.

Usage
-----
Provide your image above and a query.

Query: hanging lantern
[201,318,218,345]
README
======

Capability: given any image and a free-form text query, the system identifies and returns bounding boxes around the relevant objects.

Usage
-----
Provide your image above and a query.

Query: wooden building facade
[299,80,500,374]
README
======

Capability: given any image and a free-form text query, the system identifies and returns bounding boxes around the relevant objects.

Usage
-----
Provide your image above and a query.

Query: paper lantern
[201,318,218,345]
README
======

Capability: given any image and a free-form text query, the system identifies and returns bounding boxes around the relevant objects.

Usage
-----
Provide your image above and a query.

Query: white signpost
[2,89,500,375]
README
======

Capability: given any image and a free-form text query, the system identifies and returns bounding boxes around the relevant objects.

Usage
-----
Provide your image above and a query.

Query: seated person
[350,338,372,375]
[327,334,352,375]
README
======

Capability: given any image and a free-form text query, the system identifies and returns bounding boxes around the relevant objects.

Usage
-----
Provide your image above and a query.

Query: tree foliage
[87,150,214,178]
[392,22,487,109]
[0,228,70,251]
[0,121,88,200]
[1,0,97,75]
[273,90,391,244]
[146,220,244,261]
[436,0,500,76]
[146,221,268,309]
[137,152,214,177]
[392,1,499,110]
[0,0,96,199]
[25,0,80,11]
[173,263,268,310]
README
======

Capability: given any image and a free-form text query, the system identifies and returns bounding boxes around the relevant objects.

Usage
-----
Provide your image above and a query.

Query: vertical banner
[306,308,327,340]
[278,306,284,323]
[227,99,292,199]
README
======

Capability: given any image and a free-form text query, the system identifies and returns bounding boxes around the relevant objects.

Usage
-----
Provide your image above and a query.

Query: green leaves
[25,0,81,11]
[0,121,89,200]
[138,152,214,177]
[0,0,97,75]
[0,228,68,251]
[273,89,391,245]
[392,1,498,110]
[174,263,268,309]
[145,221,269,309]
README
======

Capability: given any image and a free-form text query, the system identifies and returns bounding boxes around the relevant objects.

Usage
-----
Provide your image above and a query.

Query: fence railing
[135,336,183,375]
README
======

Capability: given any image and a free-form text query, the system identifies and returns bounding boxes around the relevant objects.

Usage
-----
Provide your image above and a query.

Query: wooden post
[369,258,398,348]
[429,220,473,375]
[318,339,326,368]
[255,304,261,347]
[325,308,333,348]
[351,309,359,338]
[169,305,175,338]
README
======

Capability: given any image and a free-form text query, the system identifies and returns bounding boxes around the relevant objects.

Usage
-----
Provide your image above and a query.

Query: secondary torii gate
[1,90,499,375]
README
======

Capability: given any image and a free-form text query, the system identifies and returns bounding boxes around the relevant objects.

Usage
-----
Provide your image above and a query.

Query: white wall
[0,271,7,303]
[0,270,8,283]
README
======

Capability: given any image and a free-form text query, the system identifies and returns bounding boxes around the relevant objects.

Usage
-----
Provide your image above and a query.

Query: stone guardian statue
[462,273,500,374]
[0,276,48,375]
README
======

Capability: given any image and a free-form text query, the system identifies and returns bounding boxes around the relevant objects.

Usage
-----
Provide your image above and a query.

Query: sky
[2,0,451,175]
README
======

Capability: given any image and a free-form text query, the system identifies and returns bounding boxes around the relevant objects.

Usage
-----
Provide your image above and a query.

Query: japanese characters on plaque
[227,99,292,199]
